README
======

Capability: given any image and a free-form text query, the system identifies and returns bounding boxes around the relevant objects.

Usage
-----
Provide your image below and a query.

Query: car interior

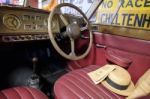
[0,0,150,99]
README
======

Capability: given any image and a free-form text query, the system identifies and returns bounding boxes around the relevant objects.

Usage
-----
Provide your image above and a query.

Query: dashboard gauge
[52,20,56,29]
[51,17,60,33]
[3,14,21,30]
[44,19,48,26]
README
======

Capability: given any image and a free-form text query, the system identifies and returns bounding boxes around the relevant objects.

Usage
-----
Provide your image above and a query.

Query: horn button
[66,23,80,39]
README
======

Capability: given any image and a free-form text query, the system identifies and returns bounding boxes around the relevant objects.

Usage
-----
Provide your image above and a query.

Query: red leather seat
[0,87,48,99]
[54,65,125,99]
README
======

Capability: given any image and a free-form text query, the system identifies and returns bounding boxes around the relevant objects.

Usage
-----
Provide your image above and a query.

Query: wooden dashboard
[0,6,58,42]
[0,6,86,43]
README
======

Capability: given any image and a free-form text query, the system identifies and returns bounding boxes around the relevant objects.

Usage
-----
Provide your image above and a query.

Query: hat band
[106,77,129,90]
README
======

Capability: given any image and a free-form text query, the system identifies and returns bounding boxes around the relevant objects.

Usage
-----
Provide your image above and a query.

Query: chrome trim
[81,35,89,39]
[96,44,106,48]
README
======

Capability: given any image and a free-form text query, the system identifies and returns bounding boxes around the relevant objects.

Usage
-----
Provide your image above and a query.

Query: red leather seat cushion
[54,65,125,99]
[0,87,48,99]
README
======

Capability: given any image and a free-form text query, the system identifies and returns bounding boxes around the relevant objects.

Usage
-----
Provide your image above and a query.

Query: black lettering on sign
[127,14,134,26]
[101,14,105,23]
[134,14,144,27]
[101,0,113,8]
[101,2,106,8]
[135,0,142,7]
[120,0,125,8]
[107,0,113,8]
[112,14,120,25]
[105,13,109,23]
[100,13,113,24]
[121,14,150,28]
[122,14,128,26]
[126,0,133,7]
[119,0,150,8]
[142,14,150,28]
[144,0,150,7]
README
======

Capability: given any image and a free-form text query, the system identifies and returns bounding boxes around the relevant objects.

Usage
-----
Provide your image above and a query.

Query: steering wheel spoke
[59,14,69,26]
[70,38,76,56]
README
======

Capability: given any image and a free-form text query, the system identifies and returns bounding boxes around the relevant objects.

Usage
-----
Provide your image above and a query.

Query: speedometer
[3,14,21,30]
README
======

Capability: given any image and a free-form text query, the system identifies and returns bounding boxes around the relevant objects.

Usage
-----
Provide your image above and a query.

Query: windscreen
[0,0,39,8]
[0,0,24,5]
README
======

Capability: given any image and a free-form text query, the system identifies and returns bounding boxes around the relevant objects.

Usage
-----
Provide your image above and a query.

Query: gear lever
[32,57,38,73]
[27,57,40,89]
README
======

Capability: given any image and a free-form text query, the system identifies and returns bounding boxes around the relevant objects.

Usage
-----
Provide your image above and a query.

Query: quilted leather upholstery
[54,65,125,99]
[0,87,48,99]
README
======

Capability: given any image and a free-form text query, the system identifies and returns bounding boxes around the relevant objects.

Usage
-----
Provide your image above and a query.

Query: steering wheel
[48,3,93,60]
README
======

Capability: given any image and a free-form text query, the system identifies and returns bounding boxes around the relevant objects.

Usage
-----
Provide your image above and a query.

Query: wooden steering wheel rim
[48,3,93,60]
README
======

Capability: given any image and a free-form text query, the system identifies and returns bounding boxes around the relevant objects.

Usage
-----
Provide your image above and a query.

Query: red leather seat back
[0,87,48,99]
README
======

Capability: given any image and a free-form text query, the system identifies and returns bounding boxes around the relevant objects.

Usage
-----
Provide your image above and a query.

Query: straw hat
[127,69,150,99]
[101,66,135,96]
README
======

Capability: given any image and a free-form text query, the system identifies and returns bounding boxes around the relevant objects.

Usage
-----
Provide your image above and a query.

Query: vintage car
[0,0,150,99]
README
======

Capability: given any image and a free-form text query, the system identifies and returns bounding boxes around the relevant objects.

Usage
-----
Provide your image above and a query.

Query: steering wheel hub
[66,23,80,39]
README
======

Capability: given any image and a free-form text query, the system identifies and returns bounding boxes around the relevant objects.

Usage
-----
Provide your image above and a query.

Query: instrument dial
[3,14,21,30]
[44,19,48,26]
[52,20,56,29]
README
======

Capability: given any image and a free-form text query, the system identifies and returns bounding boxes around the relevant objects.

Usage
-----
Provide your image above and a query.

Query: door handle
[96,44,106,48]
[81,35,90,39]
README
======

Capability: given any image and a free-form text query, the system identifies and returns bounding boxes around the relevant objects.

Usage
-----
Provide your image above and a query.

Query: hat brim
[101,80,135,96]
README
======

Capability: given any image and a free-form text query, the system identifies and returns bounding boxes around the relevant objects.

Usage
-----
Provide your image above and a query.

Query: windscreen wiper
[86,0,103,19]
[110,0,122,24]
